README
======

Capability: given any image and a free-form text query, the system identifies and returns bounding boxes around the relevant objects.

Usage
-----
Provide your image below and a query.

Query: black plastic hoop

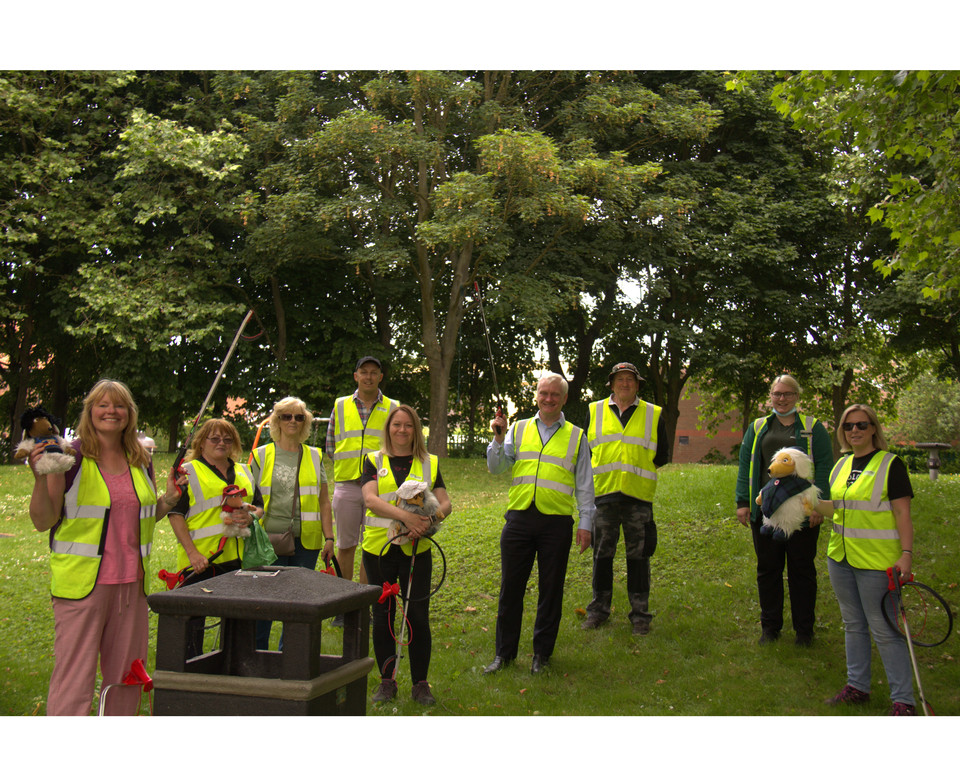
[881,580,954,648]
[377,533,447,602]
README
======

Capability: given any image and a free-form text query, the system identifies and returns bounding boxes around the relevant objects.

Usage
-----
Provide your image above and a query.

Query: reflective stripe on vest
[332,396,397,482]
[51,456,158,600]
[588,398,660,501]
[828,451,900,569]
[176,460,255,571]
[507,419,582,516]
[254,443,327,549]
[362,452,438,556]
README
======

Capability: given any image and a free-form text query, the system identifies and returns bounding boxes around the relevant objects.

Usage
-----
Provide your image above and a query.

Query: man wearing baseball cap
[325,356,397,597]
[583,361,669,635]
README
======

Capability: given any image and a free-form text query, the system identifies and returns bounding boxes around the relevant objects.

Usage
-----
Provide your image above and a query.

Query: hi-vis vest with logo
[51,456,158,600]
[253,443,327,549]
[362,451,438,557]
[507,419,583,516]
[828,451,900,570]
[177,460,255,571]
[332,395,397,482]
[747,413,819,514]
[587,398,661,501]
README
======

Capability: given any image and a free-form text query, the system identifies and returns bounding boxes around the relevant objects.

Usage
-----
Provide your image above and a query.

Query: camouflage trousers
[586,498,656,625]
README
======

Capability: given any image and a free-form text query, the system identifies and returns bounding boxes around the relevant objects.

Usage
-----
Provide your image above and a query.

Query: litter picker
[172,309,255,476]
[473,281,503,435]
[887,567,934,715]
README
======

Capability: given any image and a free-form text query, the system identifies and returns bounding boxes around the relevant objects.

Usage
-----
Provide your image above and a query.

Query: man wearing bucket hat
[582,361,669,635]
[326,356,398,593]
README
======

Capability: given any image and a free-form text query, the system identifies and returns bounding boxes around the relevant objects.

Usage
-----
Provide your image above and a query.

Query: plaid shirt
[324,390,385,459]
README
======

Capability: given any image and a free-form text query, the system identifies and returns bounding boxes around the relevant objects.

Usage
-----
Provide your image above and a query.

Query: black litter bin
[147,566,381,715]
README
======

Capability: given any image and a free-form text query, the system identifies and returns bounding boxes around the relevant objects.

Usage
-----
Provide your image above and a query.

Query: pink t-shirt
[97,470,143,584]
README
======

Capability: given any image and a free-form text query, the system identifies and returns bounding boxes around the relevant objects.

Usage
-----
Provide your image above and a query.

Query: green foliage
[890,372,960,445]
[771,70,960,300]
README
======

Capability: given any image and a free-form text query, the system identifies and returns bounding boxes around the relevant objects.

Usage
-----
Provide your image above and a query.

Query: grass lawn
[1,455,958,722]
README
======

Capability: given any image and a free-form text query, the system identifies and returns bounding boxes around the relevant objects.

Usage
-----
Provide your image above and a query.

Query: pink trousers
[47,581,149,716]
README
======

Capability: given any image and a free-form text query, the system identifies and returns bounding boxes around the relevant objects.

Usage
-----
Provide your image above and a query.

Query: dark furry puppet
[388,479,444,545]
[14,407,77,475]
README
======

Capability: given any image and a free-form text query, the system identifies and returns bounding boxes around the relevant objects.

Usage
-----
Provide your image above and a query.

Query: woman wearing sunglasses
[825,404,916,715]
[250,398,334,649]
[735,374,834,646]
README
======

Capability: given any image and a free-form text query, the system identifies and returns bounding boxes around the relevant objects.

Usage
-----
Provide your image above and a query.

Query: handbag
[268,529,295,556]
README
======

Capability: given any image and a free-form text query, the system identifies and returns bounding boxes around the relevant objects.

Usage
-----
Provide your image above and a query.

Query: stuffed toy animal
[755,447,821,540]
[388,479,443,546]
[219,484,251,538]
[14,407,76,475]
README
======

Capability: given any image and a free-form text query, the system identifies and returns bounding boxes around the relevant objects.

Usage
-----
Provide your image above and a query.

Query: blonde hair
[77,379,151,468]
[767,374,801,409]
[268,396,313,443]
[837,404,888,453]
[381,404,428,462]
[185,418,243,463]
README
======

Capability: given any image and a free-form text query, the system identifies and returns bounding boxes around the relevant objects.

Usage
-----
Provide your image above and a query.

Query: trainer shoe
[371,678,397,703]
[581,614,607,630]
[890,702,917,716]
[825,684,870,706]
[411,681,436,705]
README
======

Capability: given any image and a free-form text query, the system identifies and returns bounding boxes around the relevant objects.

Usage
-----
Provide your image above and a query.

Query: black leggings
[362,546,433,683]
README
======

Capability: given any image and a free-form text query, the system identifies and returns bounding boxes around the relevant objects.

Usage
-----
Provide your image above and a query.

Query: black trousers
[750,517,820,636]
[362,546,432,683]
[494,509,573,660]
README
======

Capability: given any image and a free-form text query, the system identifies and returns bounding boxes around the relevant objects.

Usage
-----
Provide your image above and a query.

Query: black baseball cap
[355,356,382,371]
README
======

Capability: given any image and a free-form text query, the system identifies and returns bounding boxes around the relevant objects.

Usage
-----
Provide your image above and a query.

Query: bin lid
[147,566,381,622]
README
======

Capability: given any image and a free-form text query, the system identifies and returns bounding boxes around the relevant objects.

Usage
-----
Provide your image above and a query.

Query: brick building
[672,387,743,464]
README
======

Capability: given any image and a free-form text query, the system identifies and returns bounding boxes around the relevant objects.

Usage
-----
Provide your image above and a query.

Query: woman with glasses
[167,418,262,579]
[825,404,917,715]
[250,397,334,649]
[735,374,834,646]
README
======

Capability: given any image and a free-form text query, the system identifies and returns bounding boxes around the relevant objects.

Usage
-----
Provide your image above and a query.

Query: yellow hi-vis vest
[828,451,900,570]
[587,398,661,501]
[362,451,438,557]
[331,395,397,482]
[507,418,583,516]
[51,456,158,599]
[176,460,255,571]
[253,443,327,549]
[747,413,819,510]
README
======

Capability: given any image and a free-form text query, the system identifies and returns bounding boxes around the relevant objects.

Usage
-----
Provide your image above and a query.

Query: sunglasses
[207,435,234,445]
[280,413,306,422]
[842,421,871,432]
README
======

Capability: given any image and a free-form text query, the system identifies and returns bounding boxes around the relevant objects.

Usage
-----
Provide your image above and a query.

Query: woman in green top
[251,397,334,649]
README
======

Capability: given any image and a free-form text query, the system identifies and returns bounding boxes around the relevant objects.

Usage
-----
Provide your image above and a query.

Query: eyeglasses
[842,421,871,432]
[206,435,234,445]
[771,392,798,399]
[279,413,305,422]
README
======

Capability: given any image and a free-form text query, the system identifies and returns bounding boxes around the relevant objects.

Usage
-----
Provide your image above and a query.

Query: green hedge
[892,445,960,475]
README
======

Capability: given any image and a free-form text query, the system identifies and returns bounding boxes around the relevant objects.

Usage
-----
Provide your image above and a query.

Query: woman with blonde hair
[360,404,452,705]
[28,379,181,715]
[825,404,917,715]
[735,374,834,646]
[250,397,334,649]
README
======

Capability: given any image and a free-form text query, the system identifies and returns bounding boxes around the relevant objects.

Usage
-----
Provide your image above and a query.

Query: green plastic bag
[242,521,278,568]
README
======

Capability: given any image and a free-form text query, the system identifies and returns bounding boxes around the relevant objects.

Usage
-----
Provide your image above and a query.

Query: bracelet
[902,549,913,554]
[325,537,334,542]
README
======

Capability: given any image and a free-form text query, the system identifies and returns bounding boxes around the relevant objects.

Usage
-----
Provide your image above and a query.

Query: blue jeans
[828,557,915,705]
[255,537,321,650]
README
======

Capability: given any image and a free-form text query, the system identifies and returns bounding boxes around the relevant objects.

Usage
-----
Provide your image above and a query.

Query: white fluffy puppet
[755,447,821,541]
[388,479,443,546]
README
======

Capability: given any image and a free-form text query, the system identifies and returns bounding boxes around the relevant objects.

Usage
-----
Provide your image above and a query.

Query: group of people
[736,374,919,715]
[25,362,920,716]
